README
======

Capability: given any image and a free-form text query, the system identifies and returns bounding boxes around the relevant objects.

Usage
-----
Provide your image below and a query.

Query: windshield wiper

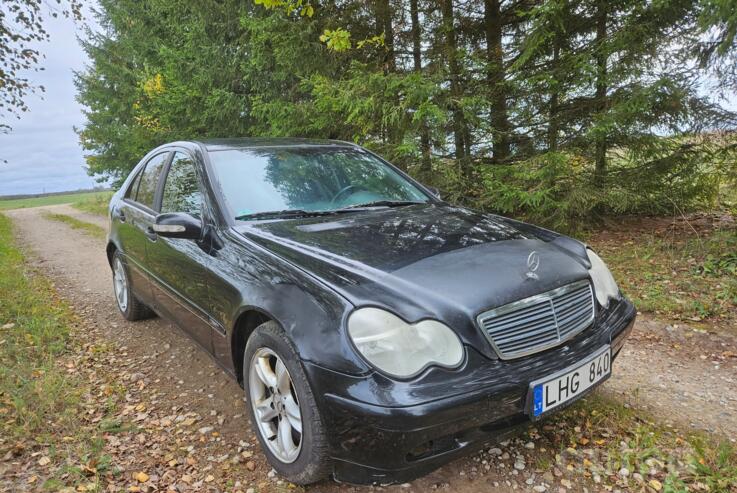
[236,201,424,221]
[337,200,424,210]
[235,209,339,221]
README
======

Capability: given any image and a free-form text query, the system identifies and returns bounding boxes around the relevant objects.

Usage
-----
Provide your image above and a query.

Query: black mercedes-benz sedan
[107,138,635,485]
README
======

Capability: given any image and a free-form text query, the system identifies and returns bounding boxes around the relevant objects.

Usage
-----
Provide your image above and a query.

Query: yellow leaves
[134,471,149,483]
[356,33,385,49]
[142,73,165,97]
[133,114,163,132]
[254,0,314,17]
[135,73,167,131]
[319,28,351,52]
[38,456,51,466]
[649,479,663,491]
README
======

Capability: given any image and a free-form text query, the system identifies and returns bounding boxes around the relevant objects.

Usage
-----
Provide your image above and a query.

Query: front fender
[208,230,370,376]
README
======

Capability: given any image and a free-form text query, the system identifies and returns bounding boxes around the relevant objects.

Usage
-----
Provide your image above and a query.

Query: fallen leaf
[134,472,149,483]
[649,479,662,491]
[38,456,51,466]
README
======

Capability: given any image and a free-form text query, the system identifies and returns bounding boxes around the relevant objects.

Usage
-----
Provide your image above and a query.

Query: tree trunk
[440,0,468,174]
[410,0,432,173]
[594,0,608,177]
[548,39,560,152]
[375,0,396,73]
[485,0,510,163]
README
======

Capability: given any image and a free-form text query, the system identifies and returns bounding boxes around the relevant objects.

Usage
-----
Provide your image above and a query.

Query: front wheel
[244,321,330,484]
[112,251,154,321]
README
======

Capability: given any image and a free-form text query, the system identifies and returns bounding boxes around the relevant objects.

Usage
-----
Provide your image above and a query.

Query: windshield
[208,147,430,219]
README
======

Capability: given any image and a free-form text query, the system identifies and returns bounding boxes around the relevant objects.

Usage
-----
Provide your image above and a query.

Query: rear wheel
[112,251,154,321]
[244,321,330,484]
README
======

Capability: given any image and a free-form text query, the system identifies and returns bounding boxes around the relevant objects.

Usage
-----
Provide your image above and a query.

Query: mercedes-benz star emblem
[526,251,540,280]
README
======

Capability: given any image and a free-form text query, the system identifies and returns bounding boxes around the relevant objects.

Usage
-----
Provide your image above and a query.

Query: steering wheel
[331,184,359,205]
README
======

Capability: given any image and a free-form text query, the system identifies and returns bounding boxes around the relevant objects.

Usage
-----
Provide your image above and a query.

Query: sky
[0,8,102,197]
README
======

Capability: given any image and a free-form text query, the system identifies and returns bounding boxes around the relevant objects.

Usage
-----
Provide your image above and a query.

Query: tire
[243,321,331,484]
[111,251,154,321]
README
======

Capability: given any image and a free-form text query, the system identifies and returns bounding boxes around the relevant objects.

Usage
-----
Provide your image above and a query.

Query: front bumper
[305,297,636,485]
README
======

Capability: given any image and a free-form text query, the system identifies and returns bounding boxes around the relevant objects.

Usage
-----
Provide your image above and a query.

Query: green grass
[542,394,737,492]
[42,212,107,239]
[71,192,113,217]
[589,220,737,330]
[0,213,122,491]
[0,191,112,212]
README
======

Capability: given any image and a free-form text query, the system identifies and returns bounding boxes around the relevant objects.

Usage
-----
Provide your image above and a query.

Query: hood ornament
[526,251,540,280]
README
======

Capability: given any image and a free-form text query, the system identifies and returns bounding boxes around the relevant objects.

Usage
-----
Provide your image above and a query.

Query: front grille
[476,280,594,360]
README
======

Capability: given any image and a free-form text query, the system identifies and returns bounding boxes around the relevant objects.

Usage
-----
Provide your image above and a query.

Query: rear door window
[136,152,169,210]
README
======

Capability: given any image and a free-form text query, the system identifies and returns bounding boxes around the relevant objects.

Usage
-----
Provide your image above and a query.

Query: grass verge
[539,393,737,492]
[589,214,737,330]
[0,213,122,491]
[42,212,107,239]
[71,193,113,217]
[0,191,112,212]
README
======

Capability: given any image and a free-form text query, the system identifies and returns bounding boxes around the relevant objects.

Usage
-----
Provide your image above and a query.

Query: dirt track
[4,204,737,492]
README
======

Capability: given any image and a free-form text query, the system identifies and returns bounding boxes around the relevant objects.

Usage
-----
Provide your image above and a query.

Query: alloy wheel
[249,347,303,463]
[113,257,129,312]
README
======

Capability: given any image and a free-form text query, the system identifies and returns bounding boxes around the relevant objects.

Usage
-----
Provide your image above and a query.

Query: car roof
[189,137,358,152]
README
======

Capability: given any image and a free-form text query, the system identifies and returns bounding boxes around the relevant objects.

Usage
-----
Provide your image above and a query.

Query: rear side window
[136,153,169,210]
[161,152,203,217]
[124,170,143,200]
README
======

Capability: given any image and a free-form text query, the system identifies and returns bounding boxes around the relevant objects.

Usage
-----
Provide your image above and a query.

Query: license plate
[530,346,611,418]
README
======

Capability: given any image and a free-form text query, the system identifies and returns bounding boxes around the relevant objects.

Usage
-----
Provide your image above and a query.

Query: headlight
[348,308,464,378]
[587,249,620,308]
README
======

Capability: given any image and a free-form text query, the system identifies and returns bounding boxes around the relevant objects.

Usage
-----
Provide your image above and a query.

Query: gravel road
[4,205,736,493]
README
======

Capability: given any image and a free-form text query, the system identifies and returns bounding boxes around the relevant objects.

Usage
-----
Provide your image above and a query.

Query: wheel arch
[106,241,118,268]
[231,307,274,386]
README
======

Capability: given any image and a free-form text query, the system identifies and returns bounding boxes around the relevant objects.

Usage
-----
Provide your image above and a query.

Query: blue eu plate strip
[533,385,543,417]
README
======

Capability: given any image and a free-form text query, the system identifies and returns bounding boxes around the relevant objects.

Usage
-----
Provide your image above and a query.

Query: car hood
[233,203,592,358]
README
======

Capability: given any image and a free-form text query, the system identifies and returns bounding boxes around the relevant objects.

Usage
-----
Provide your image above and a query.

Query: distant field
[0,190,113,213]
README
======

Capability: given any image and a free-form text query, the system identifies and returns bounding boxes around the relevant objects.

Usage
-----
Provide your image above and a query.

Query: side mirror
[152,212,202,240]
[427,186,442,200]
